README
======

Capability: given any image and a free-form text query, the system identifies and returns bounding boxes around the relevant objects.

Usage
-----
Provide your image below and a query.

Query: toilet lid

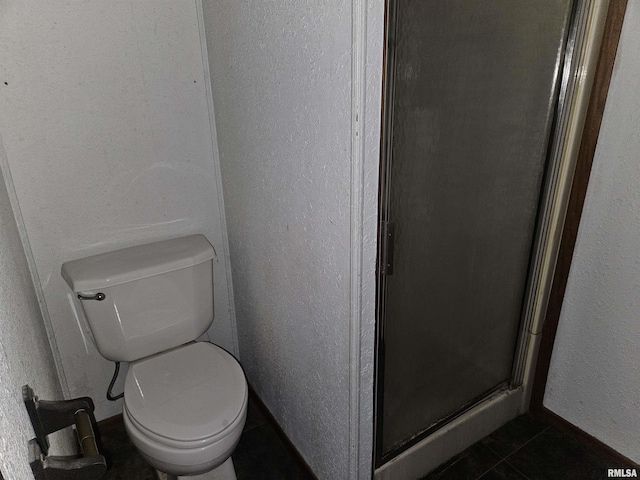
[124,342,247,442]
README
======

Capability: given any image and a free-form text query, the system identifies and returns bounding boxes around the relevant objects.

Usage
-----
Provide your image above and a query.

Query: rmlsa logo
[608,469,638,478]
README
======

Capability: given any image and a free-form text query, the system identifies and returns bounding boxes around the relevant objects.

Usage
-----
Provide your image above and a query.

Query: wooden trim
[536,407,640,468]
[96,413,123,429]
[530,0,628,410]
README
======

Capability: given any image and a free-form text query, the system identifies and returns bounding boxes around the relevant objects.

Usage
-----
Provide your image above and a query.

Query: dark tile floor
[422,413,635,480]
[96,395,314,480]
[98,404,635,480]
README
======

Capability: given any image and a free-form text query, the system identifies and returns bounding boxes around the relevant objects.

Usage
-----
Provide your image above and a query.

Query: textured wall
[357,0,385,475]
[201,0,383,478]
[0,139,73,479]
[544,2,640,463]
[0,0,235,420]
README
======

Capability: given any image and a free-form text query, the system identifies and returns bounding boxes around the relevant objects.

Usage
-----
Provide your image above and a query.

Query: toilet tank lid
[61,234,215,292]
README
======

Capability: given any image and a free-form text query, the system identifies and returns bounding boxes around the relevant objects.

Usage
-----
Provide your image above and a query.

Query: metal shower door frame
[373,0,611,475]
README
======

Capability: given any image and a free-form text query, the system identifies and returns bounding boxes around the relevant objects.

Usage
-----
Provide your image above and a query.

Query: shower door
[376,0,575,466]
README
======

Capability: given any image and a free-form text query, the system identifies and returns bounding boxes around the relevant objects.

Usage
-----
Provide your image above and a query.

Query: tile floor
[421,413,635,480]
[97,402,635,480]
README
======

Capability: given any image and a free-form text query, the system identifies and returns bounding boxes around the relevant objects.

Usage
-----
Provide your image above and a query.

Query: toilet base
[156,457,236,480]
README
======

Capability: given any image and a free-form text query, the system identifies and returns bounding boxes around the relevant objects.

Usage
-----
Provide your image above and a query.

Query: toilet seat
[124,401,245,450]
[124,342,247,444]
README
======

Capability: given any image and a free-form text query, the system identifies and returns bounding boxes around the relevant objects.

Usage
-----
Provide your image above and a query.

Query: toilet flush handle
[77,292,106,301]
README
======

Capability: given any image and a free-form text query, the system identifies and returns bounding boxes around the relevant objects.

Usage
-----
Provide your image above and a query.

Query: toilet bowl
[61,235,248,478]
[122,342,248,477]
[123,407,244,476]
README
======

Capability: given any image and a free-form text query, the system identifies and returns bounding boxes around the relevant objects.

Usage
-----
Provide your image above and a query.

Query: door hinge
[381,221,395,276]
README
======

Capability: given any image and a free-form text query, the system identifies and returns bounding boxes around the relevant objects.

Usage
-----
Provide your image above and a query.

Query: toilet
[61,234,248,479]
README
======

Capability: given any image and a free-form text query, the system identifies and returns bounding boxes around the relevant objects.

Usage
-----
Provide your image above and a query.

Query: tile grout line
[506,461,532,480]
[429,422,553,479]
[498,425,552,477]
[437,445,504,480]
[472,424,552,480]
[242,423,265,434]
[484,425,551,461]
[473,459,532,480]
[471,459,507,480]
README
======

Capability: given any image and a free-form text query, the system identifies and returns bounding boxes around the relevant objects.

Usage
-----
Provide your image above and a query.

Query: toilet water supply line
[107,362,124,401]
[75,291,124,401]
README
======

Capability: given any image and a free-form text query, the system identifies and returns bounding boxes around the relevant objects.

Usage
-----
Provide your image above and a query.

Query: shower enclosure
[375,0,608,477]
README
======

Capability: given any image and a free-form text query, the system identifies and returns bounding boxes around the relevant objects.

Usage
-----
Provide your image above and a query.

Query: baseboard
[96,413,123,429]
[536,408,639,468]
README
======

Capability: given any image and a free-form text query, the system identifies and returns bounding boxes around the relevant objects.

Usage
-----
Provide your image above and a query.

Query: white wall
[201,1,383,478]
[0,139,74,480]
[545,2,640,463]
[0,0,235,421]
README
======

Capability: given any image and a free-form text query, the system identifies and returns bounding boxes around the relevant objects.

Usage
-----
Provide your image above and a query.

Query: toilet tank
[61,235,215,362]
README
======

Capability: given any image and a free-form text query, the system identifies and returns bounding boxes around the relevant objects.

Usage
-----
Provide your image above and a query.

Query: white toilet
[61,234,248,479]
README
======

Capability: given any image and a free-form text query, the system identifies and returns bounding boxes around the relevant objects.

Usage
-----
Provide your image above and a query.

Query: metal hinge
[380,221,395,276]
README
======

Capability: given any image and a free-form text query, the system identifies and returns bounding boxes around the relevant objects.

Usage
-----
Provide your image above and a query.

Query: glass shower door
[378,0,574,461]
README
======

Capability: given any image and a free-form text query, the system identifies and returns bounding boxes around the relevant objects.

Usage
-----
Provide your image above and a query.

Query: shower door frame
[373,0,613,477]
